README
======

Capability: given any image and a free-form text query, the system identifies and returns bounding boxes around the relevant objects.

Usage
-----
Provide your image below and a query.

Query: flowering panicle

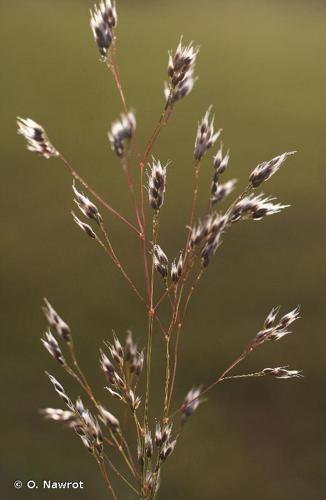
[41,330,65,365]
[147,158,168,210]
[231,194,289,222]
[153,244,169,278]
[17,117,59,159]
[249,151,296,187]
[42,298,70,342]
[165,37,199,105]
[181,386,203,424]
[90,0,117,57]
[108,112,136,158]
[71,211,97,239]
[254,305,300,346]
[73,182,102,224]
[262,367,303,379]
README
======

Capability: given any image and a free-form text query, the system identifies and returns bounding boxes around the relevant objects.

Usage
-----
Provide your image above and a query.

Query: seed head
[231,194,289,222]
[42,298,70,342]
[41,330,65,365]
[90,1,117,57]
[147,158,168,210]
[249,151,296,188]
[108,112,136,158]
[17,117,59,159]
[262,367,303,379]
[165,37,199,105]
[72,182,102,224]
[71,211,97,239]
[194,107,221,161]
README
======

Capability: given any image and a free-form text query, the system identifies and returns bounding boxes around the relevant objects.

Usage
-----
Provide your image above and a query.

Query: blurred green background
[1,0,326,498]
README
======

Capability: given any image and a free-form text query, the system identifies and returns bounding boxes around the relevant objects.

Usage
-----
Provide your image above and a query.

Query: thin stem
[59,154,140,236]
[96,457,117,500]
[144,212,159,428]
[104,453,139,495]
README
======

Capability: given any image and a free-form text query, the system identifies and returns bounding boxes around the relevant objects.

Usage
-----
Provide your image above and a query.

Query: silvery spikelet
[153,244,169,278]
[201,214,227,267]
[231,194,289,222]
[211,179,237,205]
[181,386,202,424]
[171,253,184,284]
[46,373,74,410]
[254,305,300,345]
[108,112,136,158]
[90,0,117,57]
[98,405,120,432]
[213,143,230,176]
[41,330,65,365]
[72,182,102,224]
[249,151,296,188]
[147,158,167,210]
[42,298,70,342]
[194,107,221,161]
[71,211,97,239]
[40,408,76,423]
[262,367,303,379]
[17,117,59,159]
[165,37,199,105]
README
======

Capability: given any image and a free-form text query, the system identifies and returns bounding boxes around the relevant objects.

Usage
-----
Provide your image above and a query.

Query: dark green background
[1,0,325,498]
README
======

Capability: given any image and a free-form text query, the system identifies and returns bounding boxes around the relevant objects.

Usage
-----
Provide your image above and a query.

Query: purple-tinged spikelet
[17,117,59,159]
[90,1,117,57]
[211,179,237,205]
[194,107,221,161]
[249,151,296,188]
[262,367,303,379]
[147,158,168,210]
[46,373,74,410]
[41,330,65,365]
[98,405,120,432]
[171,253,183,283]
[72,182,102,224]
[231,194,289,222]
[165,37,199,105]
[108,112,136,158]
[40,408,76,423]
[254,305,300,345]
[153,244,169,278]
[42,298,70,342]
[181,386,202,424]
[71,211,97,239]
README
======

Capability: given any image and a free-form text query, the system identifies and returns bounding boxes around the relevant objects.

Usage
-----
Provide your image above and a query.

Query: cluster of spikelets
[17,1,303,498]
